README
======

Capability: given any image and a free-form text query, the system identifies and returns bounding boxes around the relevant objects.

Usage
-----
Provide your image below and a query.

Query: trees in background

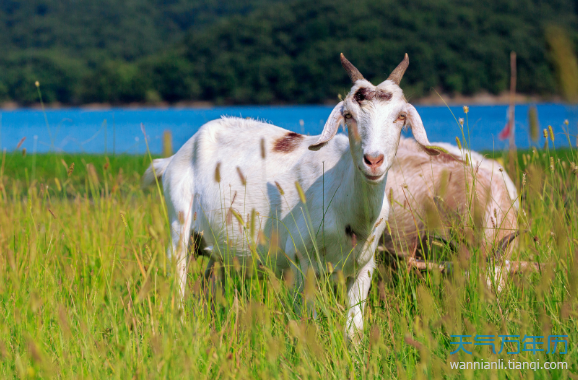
[0,0,576,105]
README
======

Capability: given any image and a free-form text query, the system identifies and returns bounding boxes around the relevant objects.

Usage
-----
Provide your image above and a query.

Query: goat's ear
[309,101,344,150]
[406,104,442,156]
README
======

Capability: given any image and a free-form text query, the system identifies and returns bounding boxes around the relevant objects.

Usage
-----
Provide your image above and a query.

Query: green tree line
[0,0,576,105]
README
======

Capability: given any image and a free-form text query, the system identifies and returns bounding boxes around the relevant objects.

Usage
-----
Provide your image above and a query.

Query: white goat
[143,54,439,342]
[381,137,519,291]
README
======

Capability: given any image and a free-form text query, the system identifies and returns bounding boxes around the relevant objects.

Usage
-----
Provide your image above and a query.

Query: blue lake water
[0,104,576,154]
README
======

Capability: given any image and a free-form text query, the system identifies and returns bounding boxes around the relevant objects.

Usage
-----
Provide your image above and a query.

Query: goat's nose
[363,154,384,169]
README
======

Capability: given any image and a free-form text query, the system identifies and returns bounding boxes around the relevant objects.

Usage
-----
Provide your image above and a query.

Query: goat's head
[310,53,440,183]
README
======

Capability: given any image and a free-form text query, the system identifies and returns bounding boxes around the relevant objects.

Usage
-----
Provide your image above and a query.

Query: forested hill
[0,0,577,105]
[0,0,278,60]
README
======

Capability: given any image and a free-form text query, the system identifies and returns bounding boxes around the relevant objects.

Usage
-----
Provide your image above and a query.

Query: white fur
[143,60,437,343]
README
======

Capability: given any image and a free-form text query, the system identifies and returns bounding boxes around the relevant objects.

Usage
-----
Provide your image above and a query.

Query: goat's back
[382,138,517,260]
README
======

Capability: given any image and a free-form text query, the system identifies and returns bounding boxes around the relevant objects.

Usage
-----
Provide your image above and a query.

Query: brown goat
[381,138,520,291]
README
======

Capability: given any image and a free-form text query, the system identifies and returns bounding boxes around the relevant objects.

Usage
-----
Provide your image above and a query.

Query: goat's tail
[142,157,171,188]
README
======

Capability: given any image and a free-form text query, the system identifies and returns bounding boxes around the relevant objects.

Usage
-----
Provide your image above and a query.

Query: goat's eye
[354,92,365,102]
[397,114,407,122]
[343,112,352,119]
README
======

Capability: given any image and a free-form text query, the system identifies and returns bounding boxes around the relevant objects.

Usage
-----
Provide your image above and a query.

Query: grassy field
[0,142,576,379]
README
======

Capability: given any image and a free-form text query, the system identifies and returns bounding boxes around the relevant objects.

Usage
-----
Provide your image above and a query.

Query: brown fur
[382,138,518,267]
[355,87,392,102]
[272,132,304,153]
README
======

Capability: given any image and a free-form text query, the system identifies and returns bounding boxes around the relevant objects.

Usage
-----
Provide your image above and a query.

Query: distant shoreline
[0,91,568,111]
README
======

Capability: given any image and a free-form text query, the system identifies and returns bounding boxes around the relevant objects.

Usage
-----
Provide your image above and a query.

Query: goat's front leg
[345,257,376,344]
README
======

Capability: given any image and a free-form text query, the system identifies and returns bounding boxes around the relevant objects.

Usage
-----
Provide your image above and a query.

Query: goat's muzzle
[363,154,384,170]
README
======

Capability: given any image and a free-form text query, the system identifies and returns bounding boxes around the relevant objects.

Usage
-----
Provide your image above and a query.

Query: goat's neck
[340,160,387,231]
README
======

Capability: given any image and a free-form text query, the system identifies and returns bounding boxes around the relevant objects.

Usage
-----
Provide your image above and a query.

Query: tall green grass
[0,145,576,379]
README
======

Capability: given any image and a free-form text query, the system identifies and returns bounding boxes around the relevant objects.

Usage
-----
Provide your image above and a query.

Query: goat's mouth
[358,165,385,182]
[363,172,385,182]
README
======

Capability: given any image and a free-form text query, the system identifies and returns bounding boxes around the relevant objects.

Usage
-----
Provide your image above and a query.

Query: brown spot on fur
[355,88,392,102]
[273,132,304,153]
[376,89,393,100]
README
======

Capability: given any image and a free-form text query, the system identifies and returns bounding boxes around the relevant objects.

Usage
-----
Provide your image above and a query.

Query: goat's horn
[387,53,409,85]
[340,53,364,83]
[493,231,519,261]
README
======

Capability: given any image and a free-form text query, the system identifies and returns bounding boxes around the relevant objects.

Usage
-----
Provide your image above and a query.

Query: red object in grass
[499,106,514,141]
[499,120,513,140]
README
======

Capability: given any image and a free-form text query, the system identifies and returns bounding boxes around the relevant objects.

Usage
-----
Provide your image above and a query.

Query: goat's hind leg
[168,218,192,301]
[166,196,194,301]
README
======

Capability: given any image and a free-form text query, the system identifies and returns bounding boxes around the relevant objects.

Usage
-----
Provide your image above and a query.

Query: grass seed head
[22,148,26,157]
[214,162,221,183]
[295,181,306,203]
[455,136,462,150]
[54,177,62,191]
[253,230,265,246]
[304,268,316,301]
[26,338,43,364]
[463,105,469,114]
[236,166,246,186]
[260,138,266,159]
[284,268,294,288]
[231,209,245,228]
[250,209,256,237]
[548,125,555,141]
[546,25,578,102]
[87,163,99,185]
[275,181,284,195]
[120,212,128,228]
[233,256,241,273]
[528,105,540,142]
